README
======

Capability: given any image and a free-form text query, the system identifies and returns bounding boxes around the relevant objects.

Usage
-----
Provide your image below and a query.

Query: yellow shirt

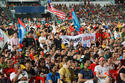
[59,67,75,83]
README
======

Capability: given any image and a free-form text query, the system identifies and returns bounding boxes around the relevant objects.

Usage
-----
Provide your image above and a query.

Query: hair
[14,63,20,68]
[50,64,56,72]
[25,59,31,64]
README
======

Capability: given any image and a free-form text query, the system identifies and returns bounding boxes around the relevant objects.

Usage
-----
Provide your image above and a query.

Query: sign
[15,6,45,13]
[0,29,9,51]
[60,33,95,47]
[7,0,39,2]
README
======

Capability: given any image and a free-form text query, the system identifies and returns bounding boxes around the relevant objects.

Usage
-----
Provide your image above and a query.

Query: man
[24,60,36,79]
[0,55,7,69]
[9,32,19,50]
[23,32,35,47]
[117,62,125,83]
[59,58,75,83]
[3,59,15,77]
[89,54,99,76]
[47,65,60,83]
[39,31,46,48]
[78,59,94,83]
[53,33,62,50]
[10,63,28,83]
[94,57,111,83]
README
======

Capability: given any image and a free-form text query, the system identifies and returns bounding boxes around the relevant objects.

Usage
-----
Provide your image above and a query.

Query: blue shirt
[79,69,94,79]
[47,72,60,83]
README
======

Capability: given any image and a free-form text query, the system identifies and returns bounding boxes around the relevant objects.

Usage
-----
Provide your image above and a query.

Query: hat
[99,57,105,61]
[18,49,22,52]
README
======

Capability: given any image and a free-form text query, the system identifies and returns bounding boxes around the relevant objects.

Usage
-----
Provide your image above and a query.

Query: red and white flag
[48,0,66,20]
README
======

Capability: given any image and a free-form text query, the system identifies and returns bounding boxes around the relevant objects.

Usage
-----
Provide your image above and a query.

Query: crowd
[0,2,125,83]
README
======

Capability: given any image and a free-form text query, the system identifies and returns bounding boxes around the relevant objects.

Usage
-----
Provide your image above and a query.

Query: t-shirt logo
[0,32,4,42]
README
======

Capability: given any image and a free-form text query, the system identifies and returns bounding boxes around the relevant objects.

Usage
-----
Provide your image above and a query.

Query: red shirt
[89,63,97,76]
[3,68,15,77]
[29,53,34,60]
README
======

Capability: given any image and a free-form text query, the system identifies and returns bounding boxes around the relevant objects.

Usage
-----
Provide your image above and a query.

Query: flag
[71,8,81,31]
[48,0,66,20]
[18,18,26,48]
[0,29,9,51]
[57,18,61,24]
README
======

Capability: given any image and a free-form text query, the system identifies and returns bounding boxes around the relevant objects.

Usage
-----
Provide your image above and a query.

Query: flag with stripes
[48,0,66,20]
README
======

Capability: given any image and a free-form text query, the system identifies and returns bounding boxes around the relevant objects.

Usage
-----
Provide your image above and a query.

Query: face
[56,34,59,38]
[31,48,35,54]
[61,50,65,55]
[15,65,20,70]
[29,33,32,37]
[67,60,72,66]
[95,58,99,63]
[13,33,17,38]
[85,60,91,67]
[7,60,13,68]
[25,62,31,68]
[100,60,105,66]
[52,66,57,73]
[123,53,125,59]
[0,57,4,63]
[107,58,112,64]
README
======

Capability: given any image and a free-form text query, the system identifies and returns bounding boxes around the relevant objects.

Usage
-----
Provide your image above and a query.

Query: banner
[0,29,9,51]
[15,6,45,13]
[60,33,95,47]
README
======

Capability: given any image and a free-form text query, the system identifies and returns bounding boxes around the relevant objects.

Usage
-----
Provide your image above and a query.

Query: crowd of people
[0,2,125,83]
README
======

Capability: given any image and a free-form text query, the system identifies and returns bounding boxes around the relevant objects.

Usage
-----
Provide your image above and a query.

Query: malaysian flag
[48,0,66,20]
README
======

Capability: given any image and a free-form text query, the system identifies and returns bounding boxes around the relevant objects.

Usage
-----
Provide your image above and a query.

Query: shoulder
[10,72,16,76]
[79,69,85,74]
[59,67,65,74]
[47,72,52,76]
[119,68,125,73]
[47,72,52,79]
[95,65,100,68]
[56,72,60,76]
[95,65,101,71]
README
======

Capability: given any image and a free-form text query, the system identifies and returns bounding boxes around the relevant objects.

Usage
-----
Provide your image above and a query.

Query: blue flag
[18,18,26,48]
[72,8,81,31]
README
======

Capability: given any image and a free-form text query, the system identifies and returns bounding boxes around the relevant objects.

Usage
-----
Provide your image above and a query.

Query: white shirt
[39,36,46,48]
[52,25,56,34]
[94,65,109,77]
[10,71,28,83]
[10,37,19,46]
[114,31,120,39]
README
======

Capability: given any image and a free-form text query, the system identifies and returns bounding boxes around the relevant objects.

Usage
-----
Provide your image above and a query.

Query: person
[23,32,35,47]
[53,33,62,50]
[117,62,125,83]
[47,65,60,83]
[94,57,111,83]
[59,58,75,83]
[89,54,99,76]
[9,32,19,50]
[10,63,28,83]
[78,59,94,83]
[0,55,7,69]
[38,58,49,77]
[39,31,46,48]
[23,60,36,80]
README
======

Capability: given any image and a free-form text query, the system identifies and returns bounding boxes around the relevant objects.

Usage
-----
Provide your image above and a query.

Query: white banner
[60,33,95,47]
[0,29,9,51]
